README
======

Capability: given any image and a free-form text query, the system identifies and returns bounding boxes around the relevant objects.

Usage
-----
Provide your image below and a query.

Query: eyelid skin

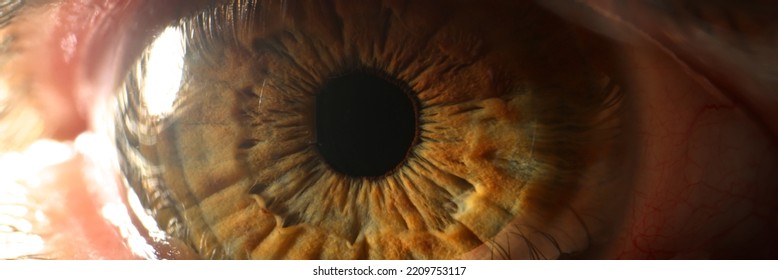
[534,0,778,258]
[538,0,778,140]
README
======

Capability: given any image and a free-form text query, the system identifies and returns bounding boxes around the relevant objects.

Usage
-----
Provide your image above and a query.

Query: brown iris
[116,0,622,259]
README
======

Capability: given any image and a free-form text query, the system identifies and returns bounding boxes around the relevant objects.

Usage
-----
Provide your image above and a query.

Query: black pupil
[315,71,417,178]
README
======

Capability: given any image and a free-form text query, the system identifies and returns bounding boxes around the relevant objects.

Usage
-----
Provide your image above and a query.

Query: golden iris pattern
[116,0,623,259]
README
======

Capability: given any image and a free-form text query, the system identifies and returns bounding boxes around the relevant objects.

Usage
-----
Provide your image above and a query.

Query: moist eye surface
[115,0,625,259]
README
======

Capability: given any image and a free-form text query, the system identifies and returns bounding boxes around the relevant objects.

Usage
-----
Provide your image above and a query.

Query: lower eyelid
[0,137,140,259]
[462,206,595,259]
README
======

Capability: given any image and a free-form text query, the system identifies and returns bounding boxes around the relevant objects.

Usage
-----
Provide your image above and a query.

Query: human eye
[1,0,776,260]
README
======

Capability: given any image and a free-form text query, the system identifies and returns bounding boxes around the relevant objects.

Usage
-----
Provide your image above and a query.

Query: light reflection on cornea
[141,25,185,118]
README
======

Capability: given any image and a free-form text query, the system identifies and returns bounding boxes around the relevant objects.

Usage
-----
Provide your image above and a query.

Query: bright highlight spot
[101,203,156,259]
[0,139,74,259]
[0,139,75,188]
[76,132,159,259]
[0,231,44,259]
[0,181,43,259]
[142,26,185,117]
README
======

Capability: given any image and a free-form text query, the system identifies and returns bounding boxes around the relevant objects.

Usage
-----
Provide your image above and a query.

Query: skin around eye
[0,0,776,260]
[536,0,778,259]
